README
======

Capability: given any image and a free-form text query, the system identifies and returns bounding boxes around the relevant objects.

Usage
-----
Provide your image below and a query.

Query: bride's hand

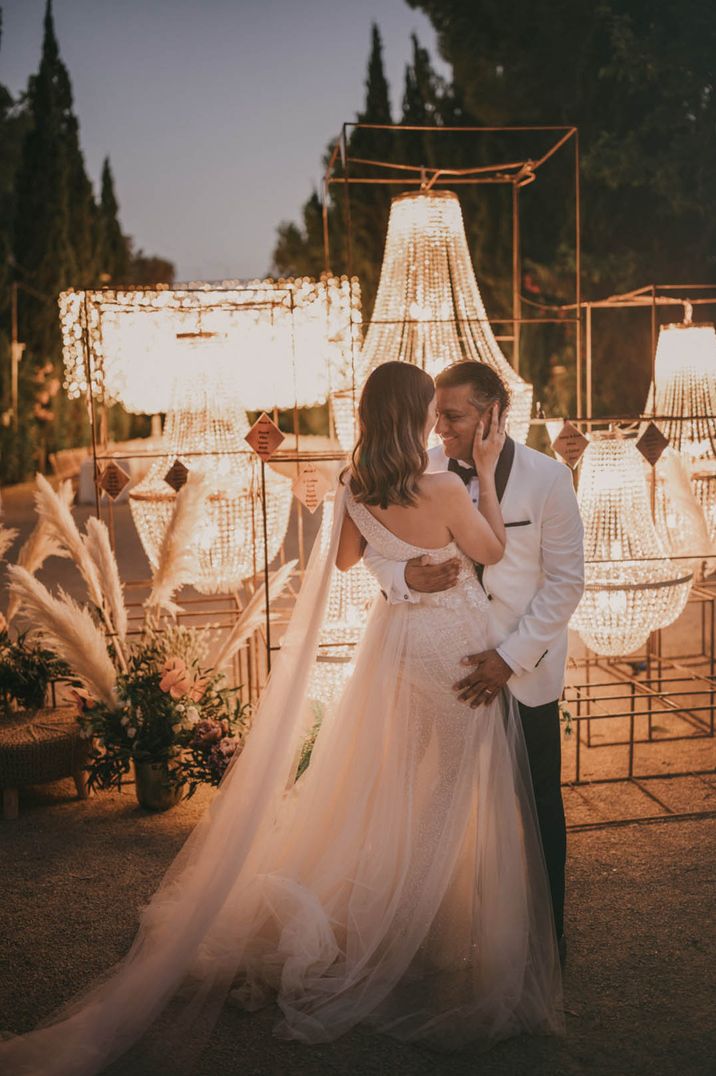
[472,403,507,475]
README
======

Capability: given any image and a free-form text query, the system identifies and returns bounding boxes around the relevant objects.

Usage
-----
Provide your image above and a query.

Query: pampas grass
[6,480,73,627]
[7,566,118,708]
[84,517,128,644]
[0,525,18,561]
[214,560,297,669]
[146,472,210,617]
[33,473,104,610]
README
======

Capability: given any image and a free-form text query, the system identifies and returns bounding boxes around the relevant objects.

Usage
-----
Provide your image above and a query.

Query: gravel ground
[0,777,714,1076]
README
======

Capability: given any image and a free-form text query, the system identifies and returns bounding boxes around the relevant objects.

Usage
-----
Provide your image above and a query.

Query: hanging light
[572,434,691,656]
[129,335,293,594]
[646,311,716,540]
[329,388,358,451]
[648,449,713,583]
[357,189,533,442]
[308,494,380,708]
[59,276,362,414]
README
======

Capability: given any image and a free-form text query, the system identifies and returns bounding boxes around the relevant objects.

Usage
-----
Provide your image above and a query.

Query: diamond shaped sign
[245,412,285,461]
[636,421,669,466]
[98,460,130,500]
[551,421,589,469]
[292,462,333,514]
[164,458,189,492]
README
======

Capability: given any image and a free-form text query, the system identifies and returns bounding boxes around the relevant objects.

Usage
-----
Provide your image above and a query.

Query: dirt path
[1,779,714,1075]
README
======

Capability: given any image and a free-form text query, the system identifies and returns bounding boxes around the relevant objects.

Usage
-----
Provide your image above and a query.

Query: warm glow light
[572,435,691,656]
[646,319,716,540]
[648,449,713,582]
[329,388,359,452]
[59,276,362,414]
[357,190,533,442]
[308,495,380,707]
[129,337,293,594]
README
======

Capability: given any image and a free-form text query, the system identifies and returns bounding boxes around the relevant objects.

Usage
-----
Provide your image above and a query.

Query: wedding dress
[0,484,563,1075]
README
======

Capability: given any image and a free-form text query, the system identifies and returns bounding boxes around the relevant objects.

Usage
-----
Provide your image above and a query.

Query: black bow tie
[448,458,477,486]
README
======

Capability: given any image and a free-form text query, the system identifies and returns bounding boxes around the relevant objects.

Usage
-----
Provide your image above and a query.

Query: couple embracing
[1,360,584,1073]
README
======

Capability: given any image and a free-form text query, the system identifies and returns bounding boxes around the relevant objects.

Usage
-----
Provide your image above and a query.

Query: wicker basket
[0,707,90,819]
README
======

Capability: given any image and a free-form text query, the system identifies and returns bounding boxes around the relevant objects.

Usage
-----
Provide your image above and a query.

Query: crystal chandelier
[59,276,362,413]
[648,449,712,583]
[647,315,716,541]
[571,434,691,656]
[329,388,358,451]
[357,190,533,442]
[129,336,293,594]
[308,494,380,709]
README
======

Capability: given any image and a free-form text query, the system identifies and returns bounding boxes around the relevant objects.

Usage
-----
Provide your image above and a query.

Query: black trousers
[516,698,566,938]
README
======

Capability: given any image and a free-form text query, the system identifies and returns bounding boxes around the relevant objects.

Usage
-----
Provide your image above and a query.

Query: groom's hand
[405,555,460,593]
[454,649,512,708]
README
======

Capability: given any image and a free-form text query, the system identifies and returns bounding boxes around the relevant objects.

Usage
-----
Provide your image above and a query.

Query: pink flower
[187,676,208,703]
[159,657,192,699]
[69,687,95,714]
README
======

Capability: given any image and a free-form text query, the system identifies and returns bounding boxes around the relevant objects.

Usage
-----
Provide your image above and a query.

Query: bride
[1,362,563,1075]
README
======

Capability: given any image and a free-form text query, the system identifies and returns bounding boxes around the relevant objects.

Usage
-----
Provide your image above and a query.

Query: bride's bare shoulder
[419,472,464,498]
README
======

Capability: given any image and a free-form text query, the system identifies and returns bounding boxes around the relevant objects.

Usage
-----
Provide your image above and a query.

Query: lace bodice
[345,487,489,613]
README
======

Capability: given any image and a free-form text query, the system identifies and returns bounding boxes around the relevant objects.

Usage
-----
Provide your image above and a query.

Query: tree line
[272,5,716,423]
[0,1,174,484]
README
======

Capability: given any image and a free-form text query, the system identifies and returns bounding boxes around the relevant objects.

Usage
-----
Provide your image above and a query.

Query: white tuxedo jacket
[363,440,585,708]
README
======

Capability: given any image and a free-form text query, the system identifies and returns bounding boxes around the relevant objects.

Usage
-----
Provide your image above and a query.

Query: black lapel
[494,436,515,503]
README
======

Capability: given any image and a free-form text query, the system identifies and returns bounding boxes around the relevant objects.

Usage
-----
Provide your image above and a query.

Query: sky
[0,0,451,282]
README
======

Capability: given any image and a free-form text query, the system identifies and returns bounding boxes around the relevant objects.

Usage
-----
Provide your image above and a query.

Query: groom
[363,360,584,957]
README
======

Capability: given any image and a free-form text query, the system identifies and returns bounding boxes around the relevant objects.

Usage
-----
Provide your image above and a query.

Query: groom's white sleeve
[363,544,421,604]
[498,466,585,675]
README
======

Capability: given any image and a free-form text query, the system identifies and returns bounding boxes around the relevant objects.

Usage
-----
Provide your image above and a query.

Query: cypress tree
[12,0,95,472]
[13,0,78,355]
[344,24,394,315]
[99,157,130,283]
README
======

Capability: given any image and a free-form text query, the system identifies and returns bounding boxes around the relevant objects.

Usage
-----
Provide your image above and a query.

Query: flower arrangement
[2,474,296,805]
[74,626,251,796]
[0,628,70,715]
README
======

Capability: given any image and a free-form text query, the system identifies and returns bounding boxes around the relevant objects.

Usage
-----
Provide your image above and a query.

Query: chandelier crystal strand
[129,337,292,594]
[329,388,358,452]
[647,320,716,541]
[571,435,691,656]
[308,494,380,709]
[357,190,533,442]
[648,449,713,582]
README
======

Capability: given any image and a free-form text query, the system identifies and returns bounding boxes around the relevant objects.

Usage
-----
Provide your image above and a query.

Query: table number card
[164,459,189,492]
[551,421,589,468]
[292,462,333,514]
[98,461,130,500]
[245,413,285,461]
[636,422,669,466]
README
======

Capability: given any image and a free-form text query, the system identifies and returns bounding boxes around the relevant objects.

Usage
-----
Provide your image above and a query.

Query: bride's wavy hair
[348,362,435,509]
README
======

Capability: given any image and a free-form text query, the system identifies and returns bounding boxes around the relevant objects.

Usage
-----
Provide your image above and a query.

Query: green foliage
[407,0,716,414]
[0,2,175,484]
[0,629,70,714]
[274,4,715,420]
[98,158,130,283]
[76,628,251,798]
[295,702,324,779]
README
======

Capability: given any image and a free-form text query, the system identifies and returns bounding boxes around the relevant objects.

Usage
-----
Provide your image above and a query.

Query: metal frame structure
[556,284,716,825]
[322,122,582,385]
[76,283,343,703]
[72,126,713,824]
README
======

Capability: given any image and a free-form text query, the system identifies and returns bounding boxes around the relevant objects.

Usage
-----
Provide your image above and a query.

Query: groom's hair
[435,361,511,415]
